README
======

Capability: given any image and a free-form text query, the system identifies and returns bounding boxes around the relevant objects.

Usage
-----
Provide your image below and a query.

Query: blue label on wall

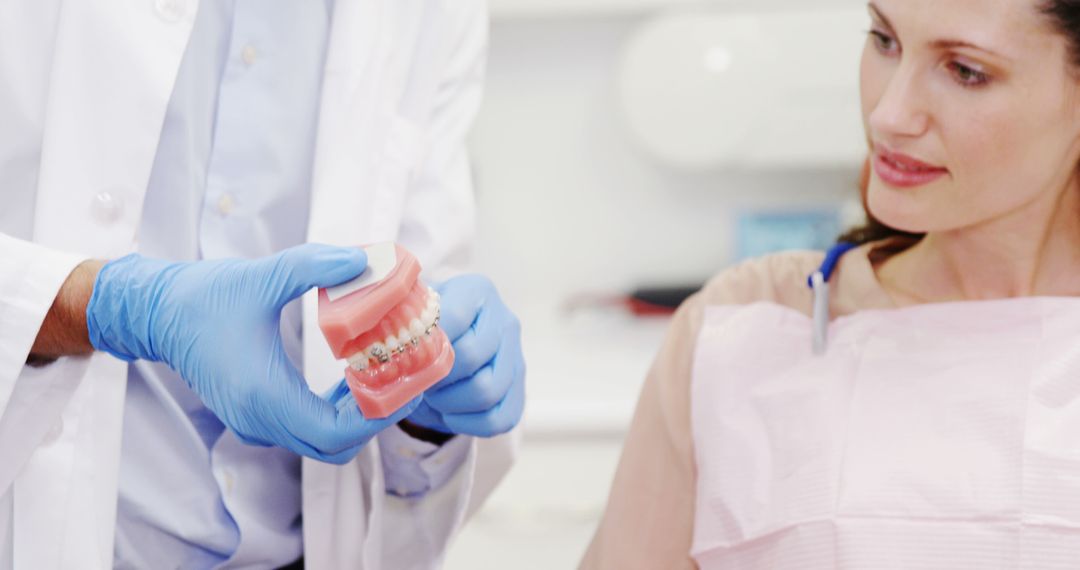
[735,209,841,261]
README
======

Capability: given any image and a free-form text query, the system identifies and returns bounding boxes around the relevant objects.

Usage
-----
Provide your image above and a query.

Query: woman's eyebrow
[869,1,1011,62]
[868,2,895,31]
[931,38,1011,62]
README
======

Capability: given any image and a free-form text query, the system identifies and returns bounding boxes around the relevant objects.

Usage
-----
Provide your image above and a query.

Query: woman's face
[861,0,1080,234]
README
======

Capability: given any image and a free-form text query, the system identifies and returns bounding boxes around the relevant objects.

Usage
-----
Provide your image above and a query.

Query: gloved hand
[86,243,421,464]
[405,274,526,437]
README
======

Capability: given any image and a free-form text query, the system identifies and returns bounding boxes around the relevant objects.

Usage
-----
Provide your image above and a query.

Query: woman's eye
[947,61,991,88]
[869,30,899,55]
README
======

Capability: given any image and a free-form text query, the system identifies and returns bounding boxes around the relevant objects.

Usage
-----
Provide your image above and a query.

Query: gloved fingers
[228,406,330,460]
[317,443,369,466]
[436,275,492,342]
[314,395,424,464]
[438,302,506,388]
[324,379,425,430]
[425,340,516,415]
[322,377,354,404]
[404,401,452,434]
[315,390,420,464]
[287,377,423,460]
[232,431,274,448]
[335,394,424,437]
[262,376,373,459]
[264,243,367,307]
[436,276,520,387]
[439,357,525,438]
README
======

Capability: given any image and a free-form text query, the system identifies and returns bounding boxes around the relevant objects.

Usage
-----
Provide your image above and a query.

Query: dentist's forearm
[28,260,105,364]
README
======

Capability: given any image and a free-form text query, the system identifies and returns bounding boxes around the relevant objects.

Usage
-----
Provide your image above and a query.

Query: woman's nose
[868,64,930,140]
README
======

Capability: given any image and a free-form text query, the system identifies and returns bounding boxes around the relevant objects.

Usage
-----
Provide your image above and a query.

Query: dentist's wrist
[28,259,105,364]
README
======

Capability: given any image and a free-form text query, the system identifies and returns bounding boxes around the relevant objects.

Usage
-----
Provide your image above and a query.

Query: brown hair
[1042,0,1080,68]
[839,0,1080,246]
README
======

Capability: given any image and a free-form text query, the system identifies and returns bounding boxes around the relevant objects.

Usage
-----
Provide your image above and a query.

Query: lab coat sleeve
[380,0,521,567]
[0,233,86,466]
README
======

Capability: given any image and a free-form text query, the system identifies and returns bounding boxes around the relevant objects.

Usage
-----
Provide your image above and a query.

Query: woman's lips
[873,147,948,188]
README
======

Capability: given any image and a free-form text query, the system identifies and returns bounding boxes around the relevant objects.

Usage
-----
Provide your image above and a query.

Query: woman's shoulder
[695,250,825,314]
[654,250,827,382]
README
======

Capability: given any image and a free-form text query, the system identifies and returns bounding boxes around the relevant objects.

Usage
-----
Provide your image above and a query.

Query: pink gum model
[318,244,455,419]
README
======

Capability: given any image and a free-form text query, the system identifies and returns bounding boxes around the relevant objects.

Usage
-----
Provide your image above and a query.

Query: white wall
[472,13,861,306]
[489,0,865,19]
[447,9,864,569]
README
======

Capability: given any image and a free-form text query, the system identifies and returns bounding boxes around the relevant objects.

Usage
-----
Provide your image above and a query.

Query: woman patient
[583,0,1080,567]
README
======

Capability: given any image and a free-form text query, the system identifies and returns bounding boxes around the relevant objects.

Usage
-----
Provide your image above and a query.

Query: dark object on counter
[626,285,703,315]
[562,284,704,317]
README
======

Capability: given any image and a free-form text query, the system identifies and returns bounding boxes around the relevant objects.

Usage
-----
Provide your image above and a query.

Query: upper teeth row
[346,288,441,371]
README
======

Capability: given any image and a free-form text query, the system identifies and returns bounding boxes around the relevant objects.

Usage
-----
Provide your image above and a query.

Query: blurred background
[448,0,867,567]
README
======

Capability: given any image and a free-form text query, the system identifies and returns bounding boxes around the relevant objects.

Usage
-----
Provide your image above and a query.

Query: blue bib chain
[807,242,858,355]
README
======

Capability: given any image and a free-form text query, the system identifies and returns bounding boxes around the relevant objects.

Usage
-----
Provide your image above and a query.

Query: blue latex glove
[406,274,526,437]
[86,243,421,464]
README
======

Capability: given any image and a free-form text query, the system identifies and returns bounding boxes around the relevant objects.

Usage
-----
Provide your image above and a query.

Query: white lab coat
[0,0,516,568]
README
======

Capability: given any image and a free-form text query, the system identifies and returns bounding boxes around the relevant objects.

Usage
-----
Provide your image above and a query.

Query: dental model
[318,243,454,419]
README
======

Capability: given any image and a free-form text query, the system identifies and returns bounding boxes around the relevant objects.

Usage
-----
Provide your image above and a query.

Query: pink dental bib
[691,298,1080,569]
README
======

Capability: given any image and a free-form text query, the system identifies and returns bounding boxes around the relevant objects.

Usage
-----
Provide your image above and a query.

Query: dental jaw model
[318,243,454,419]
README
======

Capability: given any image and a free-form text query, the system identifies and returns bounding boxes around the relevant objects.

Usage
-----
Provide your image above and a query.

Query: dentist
[0,1,523,568]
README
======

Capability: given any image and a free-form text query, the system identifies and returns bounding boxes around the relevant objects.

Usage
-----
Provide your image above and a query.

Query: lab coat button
[217,193,235,216]
[42,420,63,446]
[154,0,186,23]
[91,191,124,225]
[223,470,236,494]
[241,45,258,66]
